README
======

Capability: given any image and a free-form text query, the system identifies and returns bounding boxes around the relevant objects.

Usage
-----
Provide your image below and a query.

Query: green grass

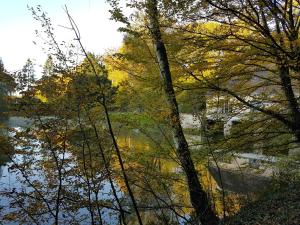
[110,112,159,129]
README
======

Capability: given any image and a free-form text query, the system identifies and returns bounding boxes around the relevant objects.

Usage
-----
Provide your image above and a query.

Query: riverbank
[1,115,298,224]
[225,181,300,225]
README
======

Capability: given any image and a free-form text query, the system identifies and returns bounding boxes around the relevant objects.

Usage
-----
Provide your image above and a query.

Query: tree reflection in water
[0,117,245,224]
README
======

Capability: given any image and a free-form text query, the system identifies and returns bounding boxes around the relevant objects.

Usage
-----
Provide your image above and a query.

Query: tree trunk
[146,1,219,224]
[278,63,300,143]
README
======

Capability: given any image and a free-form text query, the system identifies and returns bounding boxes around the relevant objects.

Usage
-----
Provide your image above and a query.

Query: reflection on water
[0,120,120,224]
[0,117,269,224]
[0,117,14,167]
[1,116,33,129]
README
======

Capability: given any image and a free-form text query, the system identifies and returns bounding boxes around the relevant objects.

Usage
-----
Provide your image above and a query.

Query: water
[0,117,271,224]
[0,117,121,224]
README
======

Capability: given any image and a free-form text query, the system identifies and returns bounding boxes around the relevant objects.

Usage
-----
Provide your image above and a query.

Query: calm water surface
[0,117,270,224]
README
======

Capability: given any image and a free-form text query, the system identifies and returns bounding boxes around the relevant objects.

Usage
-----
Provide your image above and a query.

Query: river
[0,117,271,224]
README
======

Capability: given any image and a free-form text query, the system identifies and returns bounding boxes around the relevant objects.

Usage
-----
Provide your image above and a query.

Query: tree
[145,1,219,224]
[42,55,54,78]
[15,59,36,93]
[69,53,118,109]
[178,0,300,144]
[104,34,171,116]
[123,0,300,154]
[108,0,219,224]
[0,58,15,114]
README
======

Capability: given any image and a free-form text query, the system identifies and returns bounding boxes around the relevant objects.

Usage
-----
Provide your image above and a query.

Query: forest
[0,0,299,224]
